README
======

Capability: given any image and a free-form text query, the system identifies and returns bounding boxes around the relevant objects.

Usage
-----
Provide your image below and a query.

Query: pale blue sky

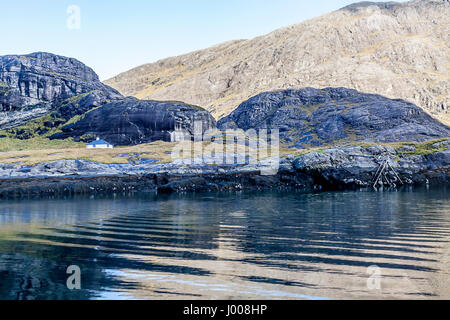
[1,0,406,80]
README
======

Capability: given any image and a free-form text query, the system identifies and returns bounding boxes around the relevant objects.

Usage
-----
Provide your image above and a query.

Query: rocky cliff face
[105,0,450,125]
[218,87,450,146]
[0,52,122,130]
[0,52,218,146]
[50,97,217,146]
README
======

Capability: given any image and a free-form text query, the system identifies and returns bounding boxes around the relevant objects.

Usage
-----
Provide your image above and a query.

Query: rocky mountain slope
[105,0,450,125]
[0,52,123,130]
[0,52,216,146]
[218,87,450,147]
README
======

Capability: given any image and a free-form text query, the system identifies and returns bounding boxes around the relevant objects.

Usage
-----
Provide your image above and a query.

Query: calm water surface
[0,187,449,300]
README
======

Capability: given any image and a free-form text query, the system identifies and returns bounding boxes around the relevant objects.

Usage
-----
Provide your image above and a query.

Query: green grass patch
[63,114,83,126]
[0,112,87,152]
[391,138,449,156]
[346,138,449,155]
[0,82,10,95]
[1,112,65,140]
[0,90,107,151]
[0,136,84,152]
[60,90,100,108]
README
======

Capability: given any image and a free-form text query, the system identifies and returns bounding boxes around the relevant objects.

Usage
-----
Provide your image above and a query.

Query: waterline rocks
[0,142,448,197]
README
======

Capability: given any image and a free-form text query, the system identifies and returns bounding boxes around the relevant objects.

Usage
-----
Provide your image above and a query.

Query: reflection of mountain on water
[0,188,449,299]
[0,194,219,299]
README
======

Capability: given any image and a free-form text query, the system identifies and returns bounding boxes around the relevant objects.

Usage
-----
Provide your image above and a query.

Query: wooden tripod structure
[372,157,403,189]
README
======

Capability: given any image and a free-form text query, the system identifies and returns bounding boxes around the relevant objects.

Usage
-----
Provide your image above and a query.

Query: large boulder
[50,97,217,145]
[218,87,450,147]
[0,52,122,129]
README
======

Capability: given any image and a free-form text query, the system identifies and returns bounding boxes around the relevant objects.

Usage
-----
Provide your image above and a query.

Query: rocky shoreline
[0,143,448,199]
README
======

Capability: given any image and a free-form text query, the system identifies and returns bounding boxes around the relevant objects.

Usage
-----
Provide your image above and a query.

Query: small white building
[170,122,191,142]
[86,138,114,149]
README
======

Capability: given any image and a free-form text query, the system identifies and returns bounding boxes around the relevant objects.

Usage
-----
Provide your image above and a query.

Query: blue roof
[87,139,112,146]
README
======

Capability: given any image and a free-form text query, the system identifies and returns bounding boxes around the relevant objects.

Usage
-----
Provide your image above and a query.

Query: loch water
[0,187,449,300]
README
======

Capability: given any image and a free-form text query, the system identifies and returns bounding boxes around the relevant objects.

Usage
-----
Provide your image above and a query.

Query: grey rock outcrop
[50,97,217,145]
[0,52,122,130]
[218,88,450,147]
[290,145,450,188]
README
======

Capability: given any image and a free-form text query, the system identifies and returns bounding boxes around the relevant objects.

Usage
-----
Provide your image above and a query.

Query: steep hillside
[0,53,216,149]
[105,0,450,124]
[0,52,123,130]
